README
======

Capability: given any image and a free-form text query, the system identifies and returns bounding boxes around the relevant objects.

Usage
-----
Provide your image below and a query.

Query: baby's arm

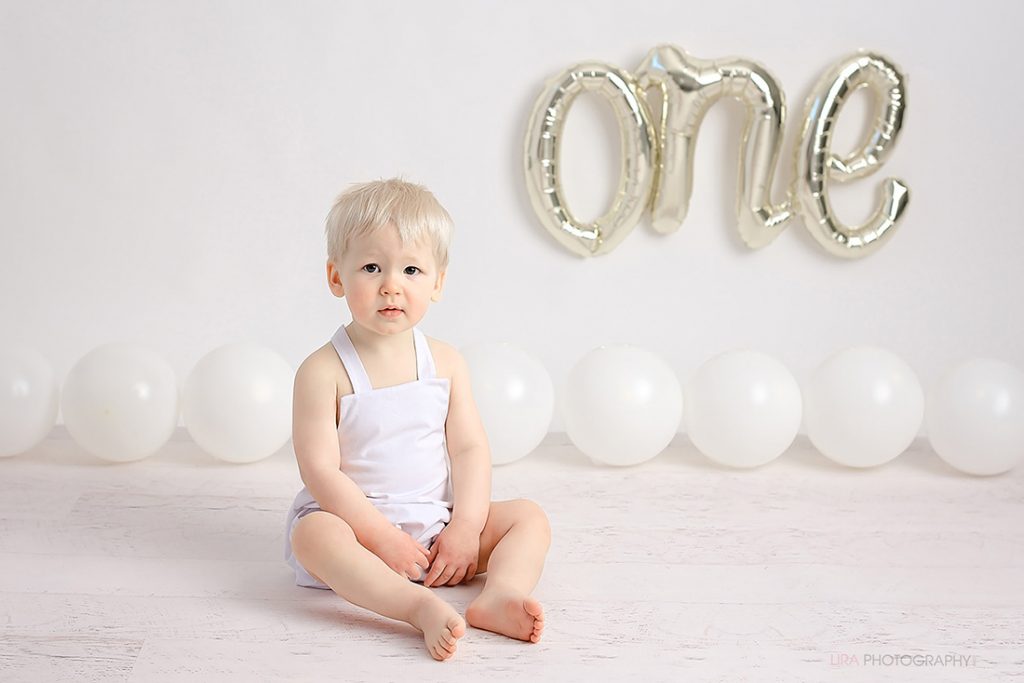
[423,344,492,586]
[443,349,492,530]
[292,351,430,579]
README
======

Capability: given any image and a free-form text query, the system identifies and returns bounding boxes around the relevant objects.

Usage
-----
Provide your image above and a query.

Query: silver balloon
[793,52,909,257]
[524,47,909,259]
[635,45,795,248]
[523,62,657,257]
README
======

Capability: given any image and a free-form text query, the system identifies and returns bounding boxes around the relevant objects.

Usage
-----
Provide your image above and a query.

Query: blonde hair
[325,178,453,269]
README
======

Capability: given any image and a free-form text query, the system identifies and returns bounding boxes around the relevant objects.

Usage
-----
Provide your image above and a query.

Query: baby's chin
[349,317,422,337]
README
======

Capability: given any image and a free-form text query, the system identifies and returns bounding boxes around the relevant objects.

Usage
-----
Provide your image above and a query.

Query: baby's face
[335,223,445,336]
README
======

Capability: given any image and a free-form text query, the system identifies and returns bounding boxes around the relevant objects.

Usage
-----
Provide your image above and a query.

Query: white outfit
[284,325,453,588]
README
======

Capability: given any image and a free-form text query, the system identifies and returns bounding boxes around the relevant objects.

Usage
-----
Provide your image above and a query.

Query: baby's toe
[448,616,466,639]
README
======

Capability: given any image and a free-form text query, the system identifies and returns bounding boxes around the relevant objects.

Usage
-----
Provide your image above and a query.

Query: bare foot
[466,589,544,643]
[410,593,466,661]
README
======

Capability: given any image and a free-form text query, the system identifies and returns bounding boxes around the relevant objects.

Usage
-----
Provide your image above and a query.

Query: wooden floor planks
[1,433,1021,681]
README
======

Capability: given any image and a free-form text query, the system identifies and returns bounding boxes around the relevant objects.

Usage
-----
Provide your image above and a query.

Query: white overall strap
[413,328,437,380]
[331,325,373,393]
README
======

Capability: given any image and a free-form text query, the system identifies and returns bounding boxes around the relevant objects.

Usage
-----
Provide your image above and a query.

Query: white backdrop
[2,1,1021,431]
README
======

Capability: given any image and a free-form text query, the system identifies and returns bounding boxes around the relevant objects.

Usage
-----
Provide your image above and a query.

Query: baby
[285,178,551,661]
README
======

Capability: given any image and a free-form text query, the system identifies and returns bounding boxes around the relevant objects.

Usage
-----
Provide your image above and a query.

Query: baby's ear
[326,260,346,298]
[431,269,447,302]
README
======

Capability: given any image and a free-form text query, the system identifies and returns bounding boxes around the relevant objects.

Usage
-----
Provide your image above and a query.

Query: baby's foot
[466,588,544,643]
[410,593,466,661]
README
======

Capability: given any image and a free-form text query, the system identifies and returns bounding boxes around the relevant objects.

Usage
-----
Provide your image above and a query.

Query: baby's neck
[345,322,415,359]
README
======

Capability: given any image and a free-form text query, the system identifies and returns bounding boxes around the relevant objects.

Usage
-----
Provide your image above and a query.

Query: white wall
[2,0,1021,431]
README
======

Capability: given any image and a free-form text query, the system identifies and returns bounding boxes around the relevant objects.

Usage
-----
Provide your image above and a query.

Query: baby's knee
[513,499,551,541]
[291,511,356,560]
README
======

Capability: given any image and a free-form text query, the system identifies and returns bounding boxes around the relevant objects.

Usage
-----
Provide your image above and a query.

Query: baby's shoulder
[296,342,353,398]
[425,336,465,381]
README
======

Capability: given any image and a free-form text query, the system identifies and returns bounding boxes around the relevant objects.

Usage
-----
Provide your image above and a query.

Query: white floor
[1,432,1021,682]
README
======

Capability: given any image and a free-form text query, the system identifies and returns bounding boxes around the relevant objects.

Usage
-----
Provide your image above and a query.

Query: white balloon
[564,345,682,466]
[0,348,59,458]
[61,344,179,463]
[804,347,923,468]
[183,343,293,464]
[926,359,1024,476]
[684,350,802,468]
[462,343,554,466]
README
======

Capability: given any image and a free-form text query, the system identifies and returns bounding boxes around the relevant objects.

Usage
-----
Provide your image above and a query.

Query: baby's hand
[423,521,481,587]
[364,524,430,581]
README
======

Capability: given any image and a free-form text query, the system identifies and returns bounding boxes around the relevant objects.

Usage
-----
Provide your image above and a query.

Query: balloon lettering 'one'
[524,45,909,258]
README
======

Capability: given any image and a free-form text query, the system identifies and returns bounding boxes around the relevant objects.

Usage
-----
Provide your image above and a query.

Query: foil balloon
[793,52,910,257]
[524,46,910,259]
[523,62,657,257]
[634,45,795,248]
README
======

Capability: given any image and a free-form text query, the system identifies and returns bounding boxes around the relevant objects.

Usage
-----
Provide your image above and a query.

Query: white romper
[284,325,453,588]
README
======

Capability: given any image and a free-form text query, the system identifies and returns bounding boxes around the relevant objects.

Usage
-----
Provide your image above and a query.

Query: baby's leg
[291,511,465,661]
[465,499,551,643]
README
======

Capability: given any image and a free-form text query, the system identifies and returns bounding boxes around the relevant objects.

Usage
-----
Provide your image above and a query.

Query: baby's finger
[436,564,457,586]
[465,563,477,582]
[423,563,445,587]
[447,567,467,586]
[416,552,431,570]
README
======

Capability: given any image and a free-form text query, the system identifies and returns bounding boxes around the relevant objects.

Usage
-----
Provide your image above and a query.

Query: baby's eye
[362,264,380,274]
[404,266,421,276]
